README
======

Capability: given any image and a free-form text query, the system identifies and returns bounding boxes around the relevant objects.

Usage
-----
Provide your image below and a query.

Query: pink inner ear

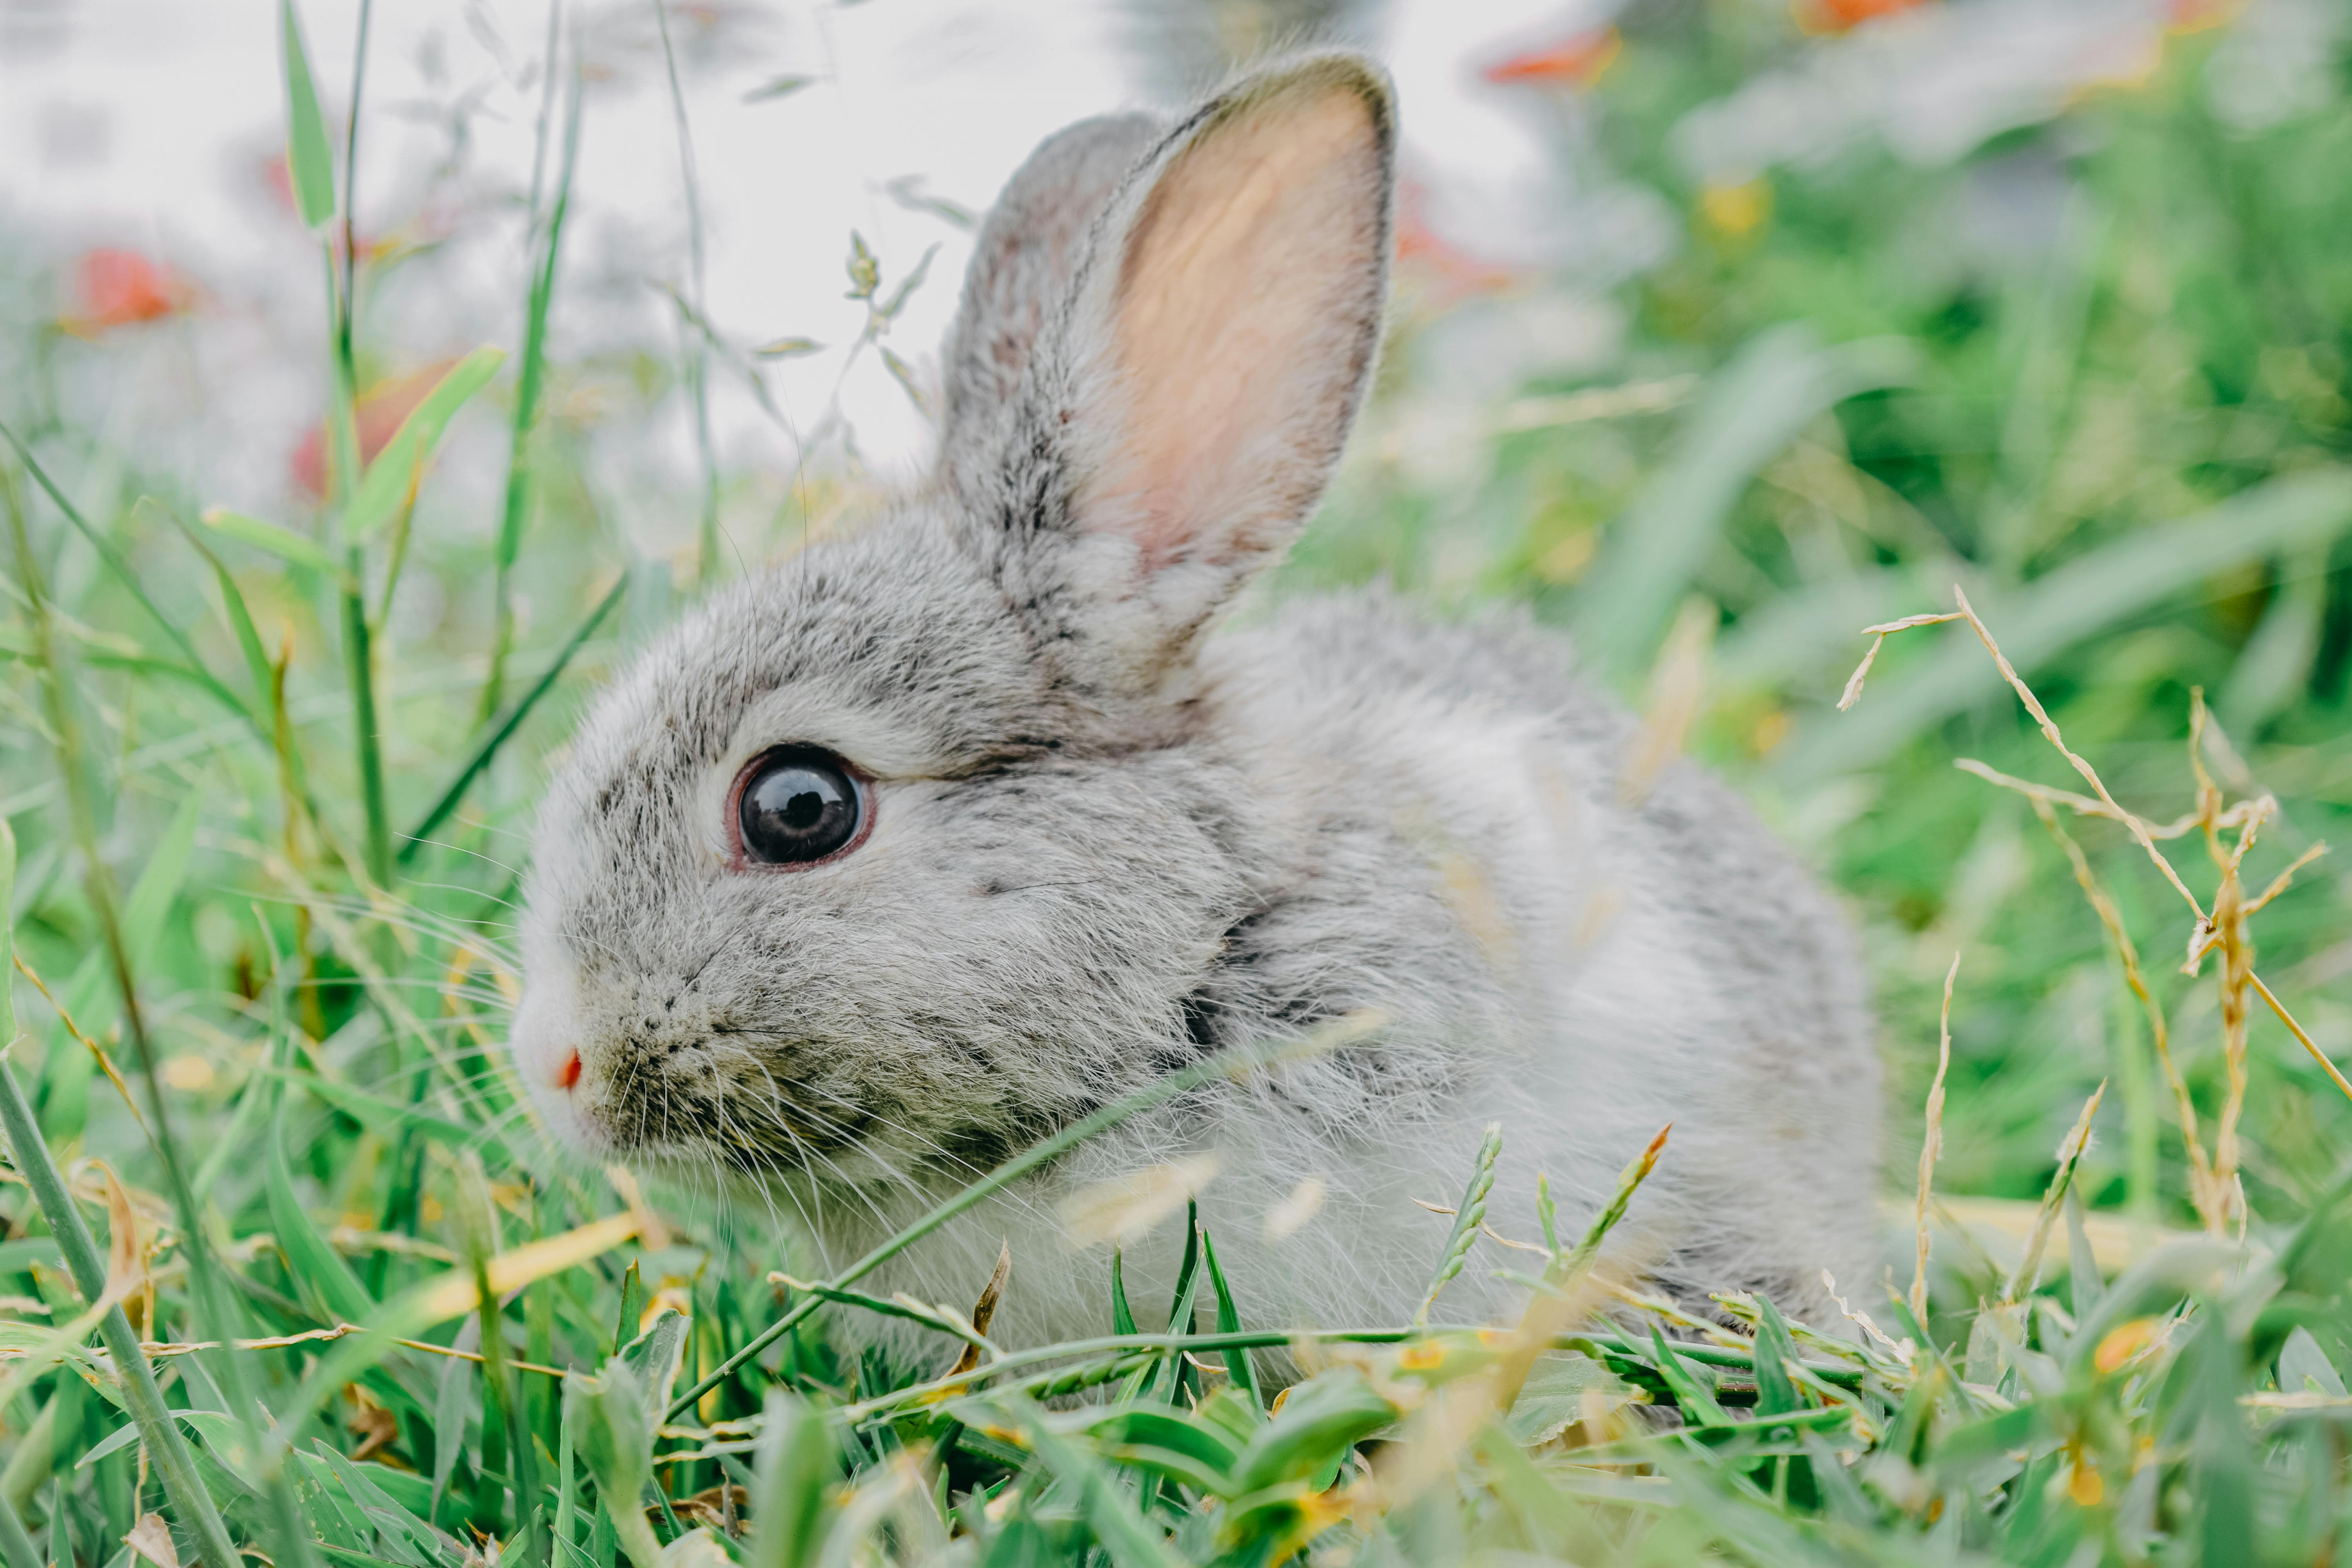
[1093,80,1388,572]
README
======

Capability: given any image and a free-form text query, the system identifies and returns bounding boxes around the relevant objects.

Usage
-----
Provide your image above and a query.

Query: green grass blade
[1749,1297,1805,1419]
[342,555,392,885]
[982,1392,1187,1568]
[2,423,250,722]
[2001,1081,2105,1306]
[568,1364,664,1568]
[666,1013,1387,1419]
[278,0,337,229]
[400,572,628,865]
[140,497,276,706]
[1568,327,1915,683]
[1784,468,2352,783]
[344,346,508,543]
[1110,1247,1138,1336]
[267,1098,380,1325]
[1545,1124,1670,1291]
[748,1389,837,1568]
[0,827,244,1568]
[0,1472,36,1568]
[481,54,584,726]
[1198,1227,1261,1412]
[200,505,343,576]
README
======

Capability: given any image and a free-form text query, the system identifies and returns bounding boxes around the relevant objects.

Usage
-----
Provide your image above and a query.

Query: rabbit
[508,51,1882,1357]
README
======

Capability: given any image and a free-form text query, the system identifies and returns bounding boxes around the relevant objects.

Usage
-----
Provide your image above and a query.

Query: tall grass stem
[0,826,243,1568]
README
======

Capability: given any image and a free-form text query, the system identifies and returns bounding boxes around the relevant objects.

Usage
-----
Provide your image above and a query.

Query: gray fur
[510,52,1880,1350]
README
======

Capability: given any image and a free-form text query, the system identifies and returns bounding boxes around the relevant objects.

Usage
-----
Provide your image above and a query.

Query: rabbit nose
[557,1048,583,1092]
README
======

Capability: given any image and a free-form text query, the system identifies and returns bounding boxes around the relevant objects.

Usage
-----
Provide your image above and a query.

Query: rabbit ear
[989,54,1395,691]
[939,112,1162,493]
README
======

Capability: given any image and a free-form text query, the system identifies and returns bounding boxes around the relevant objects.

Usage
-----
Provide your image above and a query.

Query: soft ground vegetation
[5,2,2352,1563]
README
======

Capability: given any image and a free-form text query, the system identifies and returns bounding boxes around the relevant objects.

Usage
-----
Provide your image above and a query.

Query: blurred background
[5,0,2352,1246]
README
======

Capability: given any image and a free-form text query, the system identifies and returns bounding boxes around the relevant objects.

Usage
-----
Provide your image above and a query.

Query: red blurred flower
[2167,0,2243,33]
[1479,28,1621,90]
[61,248,196,336]
[289,362,453,502]
[1795,0,1931,34]
[1393,180,1520,303]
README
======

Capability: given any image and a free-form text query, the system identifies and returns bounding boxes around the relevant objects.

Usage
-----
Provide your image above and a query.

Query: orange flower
[61,248,195,336]
[1480,28,1622,90]
[1795,0,1931,35]
[289,361,454,501]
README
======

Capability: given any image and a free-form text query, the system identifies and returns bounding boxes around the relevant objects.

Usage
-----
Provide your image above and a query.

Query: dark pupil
[739,751,859,864]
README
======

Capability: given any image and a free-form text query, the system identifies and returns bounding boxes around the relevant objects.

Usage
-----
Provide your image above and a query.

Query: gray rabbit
[509,53,1881,1348]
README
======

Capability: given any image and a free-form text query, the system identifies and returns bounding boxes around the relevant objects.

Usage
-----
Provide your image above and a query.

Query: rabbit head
[510,56,1396,1195]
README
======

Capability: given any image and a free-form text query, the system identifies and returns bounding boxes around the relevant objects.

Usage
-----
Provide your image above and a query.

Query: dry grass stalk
[12,953,150,1140]
[2247,973,2352,1105]
[1910,953,1958,1328]
[2187,691,2264,1234]
[942,1241,1013,1381]
[1619,597,1715,807]
[2025,798,2227,1232]
[1955,759,2202,841]
[1843,588,2352,1240]
[1838,612,1967,711]
[2001,1080,2106,1305]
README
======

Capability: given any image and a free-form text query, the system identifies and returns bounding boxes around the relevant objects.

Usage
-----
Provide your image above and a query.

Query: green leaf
[1161,1203,1205,1409]
[1645,1327,1731,1428]
[1197,1229,1261,1412]
[1110,1247,1138,1337]
[200,506,341,576]
[283,1449,373,1552]
[981,1392,1187,1568]
[1502,1353,1633,1447]
[345,346,508,541]
[1230,1370,1395,1495]
[399,572,626,865]
[142,497,275,710]
[278,0,337,229]
[879,346,931,418]
[567,1363,665,1568]
[267,1099,379,1327]
[876,244,942,321]
[748,1388,837,1568]
[742,74,815,104]
[1570,325,1915,682]
[2280,1327,2346,1396]
[1749,1296,1806,1419]
[121,793,202,956]
[619,1305,691,1411]
[1062,1405,1241,1483]
[307,1443,446,1568]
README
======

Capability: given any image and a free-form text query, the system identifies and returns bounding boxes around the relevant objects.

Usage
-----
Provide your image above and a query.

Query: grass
[6,1,2352,1563]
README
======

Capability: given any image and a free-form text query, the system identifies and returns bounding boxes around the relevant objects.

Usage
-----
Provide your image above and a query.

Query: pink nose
[557,1048,582,1092]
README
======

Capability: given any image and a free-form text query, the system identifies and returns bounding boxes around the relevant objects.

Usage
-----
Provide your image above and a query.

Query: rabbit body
[510,54,1881,1355]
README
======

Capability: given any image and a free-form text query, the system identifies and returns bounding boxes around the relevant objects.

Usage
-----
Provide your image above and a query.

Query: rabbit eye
[735,747,866,867]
